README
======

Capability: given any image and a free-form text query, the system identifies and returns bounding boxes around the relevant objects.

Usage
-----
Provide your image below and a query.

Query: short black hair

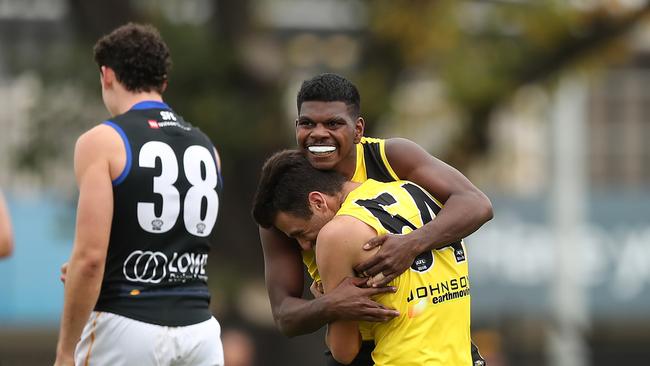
[252,150,346,228]
[93,23,172,94]
[296,73,361,117]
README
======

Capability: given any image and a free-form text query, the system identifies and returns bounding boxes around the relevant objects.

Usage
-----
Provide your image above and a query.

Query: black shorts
[324,341,486,365]
[324,341,374,366]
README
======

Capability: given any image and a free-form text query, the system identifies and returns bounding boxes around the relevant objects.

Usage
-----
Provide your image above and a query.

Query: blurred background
[1,0,650,365]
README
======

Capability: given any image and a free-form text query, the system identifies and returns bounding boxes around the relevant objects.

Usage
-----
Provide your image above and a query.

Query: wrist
[56,339,75,360]
[407,229,430,254]
[317,292,336,323]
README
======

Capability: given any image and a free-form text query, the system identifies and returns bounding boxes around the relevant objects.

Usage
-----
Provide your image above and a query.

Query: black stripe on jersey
[362,141,394,182]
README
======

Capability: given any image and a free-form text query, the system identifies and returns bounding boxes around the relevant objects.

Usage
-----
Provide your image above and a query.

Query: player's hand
[60,262,69,284]
[355,233,419,287]
[325,277,399,322]
[309,280,324,298]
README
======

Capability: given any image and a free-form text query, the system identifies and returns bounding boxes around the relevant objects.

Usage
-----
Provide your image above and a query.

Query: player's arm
[0,190,13,258]
[260,226,398,337]
[358,137,493,286]
[317,216,379,365]
[55,127,117,365]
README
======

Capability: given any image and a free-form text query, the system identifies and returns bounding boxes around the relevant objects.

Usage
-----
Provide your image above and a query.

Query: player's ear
[353,117,364,144]
[100,66,115,88]
[307,191,327,212]
[160,78,168,93]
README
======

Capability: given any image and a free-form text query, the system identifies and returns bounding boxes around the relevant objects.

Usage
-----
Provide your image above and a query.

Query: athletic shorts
[75,311,224,366]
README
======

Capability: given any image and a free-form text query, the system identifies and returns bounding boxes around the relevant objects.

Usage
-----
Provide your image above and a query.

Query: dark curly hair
[296,73,361,117]
[93,23,172,94]
[252,150,346,228]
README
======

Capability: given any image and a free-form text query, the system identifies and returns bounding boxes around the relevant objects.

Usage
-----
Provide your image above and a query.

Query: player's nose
[310,123,329,138]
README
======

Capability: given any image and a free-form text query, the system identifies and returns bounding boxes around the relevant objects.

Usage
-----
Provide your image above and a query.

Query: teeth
[308,146,336,153]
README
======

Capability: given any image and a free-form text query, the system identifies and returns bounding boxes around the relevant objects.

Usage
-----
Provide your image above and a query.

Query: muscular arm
[358,138,493,286]
[316,216,378,365]
[260,226,331,336]
[259,226,398,337]
[389,138,493,248]
[55,126,120,364]
[0,191,13,258]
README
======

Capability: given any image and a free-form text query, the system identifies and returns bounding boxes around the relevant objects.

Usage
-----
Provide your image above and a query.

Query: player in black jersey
[55,23,223,366]
[0,190,13,258]
[257,73,491,365]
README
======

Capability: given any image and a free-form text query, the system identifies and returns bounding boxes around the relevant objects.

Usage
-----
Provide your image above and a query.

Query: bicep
[386,138,479,203]
[72,136,114,260]
[259,226,305,305]
[316,231,357,294]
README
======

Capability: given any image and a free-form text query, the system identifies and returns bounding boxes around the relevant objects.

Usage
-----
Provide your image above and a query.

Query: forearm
[414,190,493,251]
[273,293,333,337]
[0,196,13,258]
[56,256,105,356]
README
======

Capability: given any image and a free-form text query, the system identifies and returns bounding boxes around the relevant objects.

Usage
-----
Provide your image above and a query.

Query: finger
[368,272,398,288]
[366,271,386,287]
[360,309,400,322]
[354,254,383,273]
[371,272,385,283]
[348,276,369,287]
[362,286,397,296]
[363,234,388,250]
[362,261,391,279]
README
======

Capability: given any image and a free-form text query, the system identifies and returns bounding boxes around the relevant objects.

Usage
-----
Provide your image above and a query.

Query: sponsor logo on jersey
[411,251,434,272]
[123,250,208,284]
[146,119,191,131]
[406,275,470,305]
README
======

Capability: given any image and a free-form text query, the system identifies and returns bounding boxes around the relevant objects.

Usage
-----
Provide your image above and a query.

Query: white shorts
[74,311,224,366]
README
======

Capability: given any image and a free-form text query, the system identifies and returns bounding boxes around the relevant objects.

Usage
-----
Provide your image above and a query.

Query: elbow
[331,345,359,365]
[481,194,494,222]
[0,238,13,258]
[473,190,493,223]
[72,251,105,278]
[327,331,361,365]
[273,310,300,338]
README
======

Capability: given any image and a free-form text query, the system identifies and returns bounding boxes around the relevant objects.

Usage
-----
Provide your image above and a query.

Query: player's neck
[338,181,361,205]
[336,148,358,180]
[110,89,164,117]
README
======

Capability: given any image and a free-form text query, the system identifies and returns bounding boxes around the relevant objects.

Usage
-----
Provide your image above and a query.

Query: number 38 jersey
[95,101,221,326]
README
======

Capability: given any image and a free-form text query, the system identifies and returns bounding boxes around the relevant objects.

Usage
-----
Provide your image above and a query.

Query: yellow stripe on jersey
[350,137,399,183]
[338,180,472,366]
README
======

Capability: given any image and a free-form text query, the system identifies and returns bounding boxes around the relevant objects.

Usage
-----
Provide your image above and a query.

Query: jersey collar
[130,100,170,110]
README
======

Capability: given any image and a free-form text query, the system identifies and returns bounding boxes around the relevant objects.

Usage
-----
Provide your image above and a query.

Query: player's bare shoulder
[318,216,376,252]
[74,124,126,180]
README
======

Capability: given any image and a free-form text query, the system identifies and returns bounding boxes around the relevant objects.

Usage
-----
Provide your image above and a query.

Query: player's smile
[307,145,337,155]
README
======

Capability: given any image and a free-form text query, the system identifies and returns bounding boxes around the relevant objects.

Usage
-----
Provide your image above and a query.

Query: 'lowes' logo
[122,250,208,283]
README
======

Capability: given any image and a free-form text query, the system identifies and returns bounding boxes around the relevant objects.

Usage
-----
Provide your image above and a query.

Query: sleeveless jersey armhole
[103,121,132,186]
[379,139,400,181]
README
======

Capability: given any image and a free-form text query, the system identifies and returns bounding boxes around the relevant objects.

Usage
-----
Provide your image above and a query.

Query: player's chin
[305,153,340,171]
